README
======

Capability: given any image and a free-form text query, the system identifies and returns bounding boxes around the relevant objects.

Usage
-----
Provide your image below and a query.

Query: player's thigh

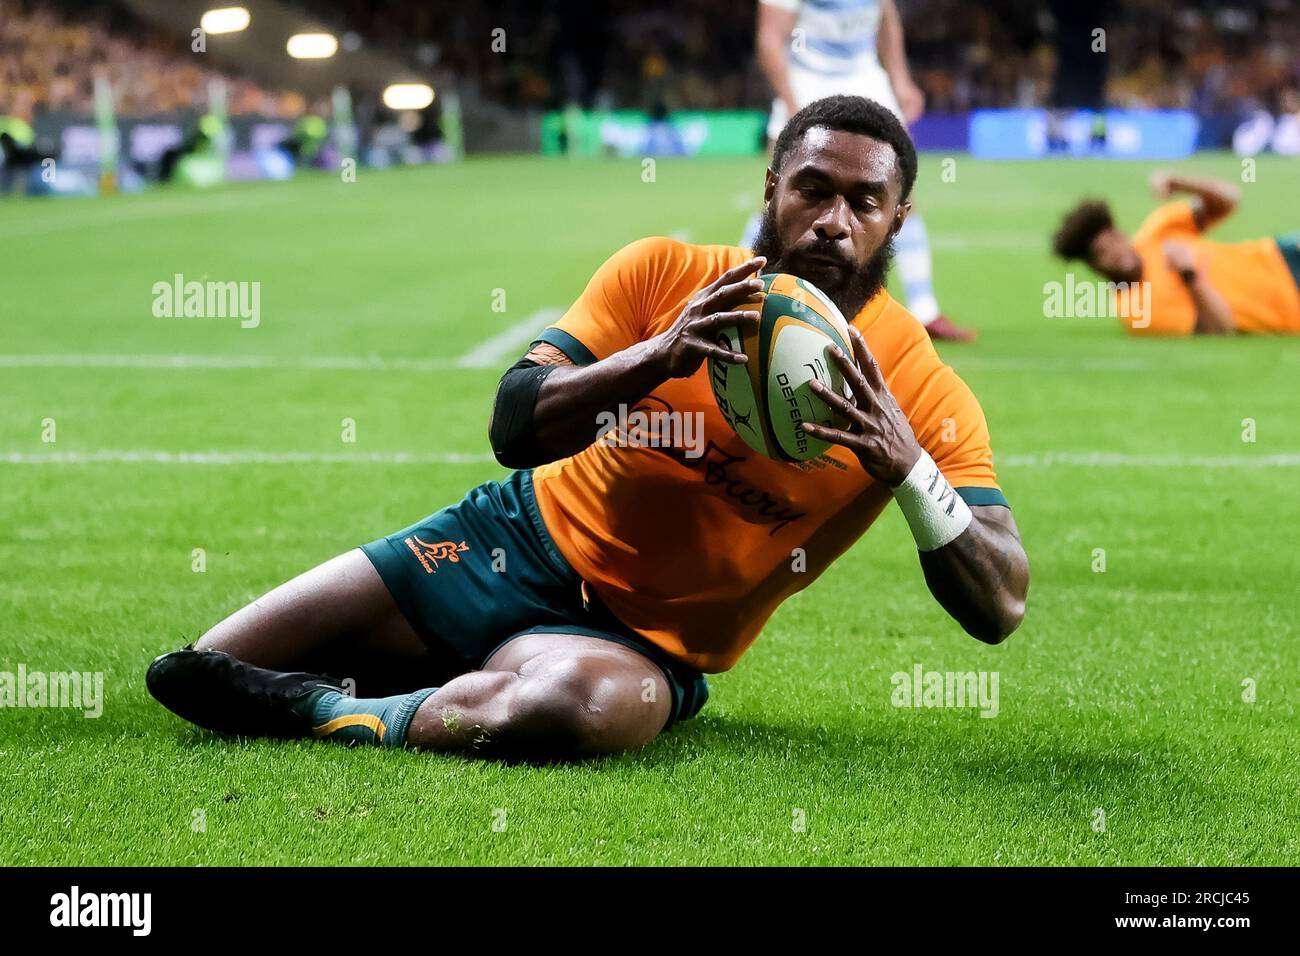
[195,547,425,670]
[485,632,673,752]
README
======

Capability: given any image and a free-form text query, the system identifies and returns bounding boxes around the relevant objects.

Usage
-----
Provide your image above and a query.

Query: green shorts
[1275,232,1300,292]
[359,469,708,726]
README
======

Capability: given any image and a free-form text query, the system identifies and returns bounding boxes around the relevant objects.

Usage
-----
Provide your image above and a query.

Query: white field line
[2,352,1267,375]
[947,356,1152,372]
[998,452,1300,468]
[4,450,1297,468]
[0,306,566,372]
[929,233,1042,252]
[0,353,462,371]
[1,450,495,465]
[454,307,565,368]
[0,190,296,240]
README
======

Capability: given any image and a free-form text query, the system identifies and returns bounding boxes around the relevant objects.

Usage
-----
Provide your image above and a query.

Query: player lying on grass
[1053,170,1300,336]
[147,95,1028,759]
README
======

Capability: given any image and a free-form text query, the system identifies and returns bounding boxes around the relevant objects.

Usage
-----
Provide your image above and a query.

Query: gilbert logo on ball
[708,272,856,462]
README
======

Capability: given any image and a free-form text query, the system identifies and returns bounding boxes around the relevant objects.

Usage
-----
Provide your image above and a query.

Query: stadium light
[199,7,250,35]
[286,33,338,59]
[382,84,436,111]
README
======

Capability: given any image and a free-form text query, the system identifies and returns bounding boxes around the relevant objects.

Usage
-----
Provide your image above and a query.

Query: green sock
[293,687,438,747]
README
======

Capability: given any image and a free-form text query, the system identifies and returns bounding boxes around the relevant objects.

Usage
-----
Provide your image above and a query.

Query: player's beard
[751,205,894,320]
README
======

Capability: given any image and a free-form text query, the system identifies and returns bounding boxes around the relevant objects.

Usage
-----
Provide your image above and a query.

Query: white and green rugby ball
[707,271,856,462]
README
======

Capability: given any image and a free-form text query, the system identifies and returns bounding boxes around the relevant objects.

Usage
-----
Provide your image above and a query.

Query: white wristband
[891,450,972,551]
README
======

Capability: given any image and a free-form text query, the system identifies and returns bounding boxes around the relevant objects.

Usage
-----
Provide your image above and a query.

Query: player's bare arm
[491,257,766,466]
[1163,240,1236,335]
[1149,170,1240,231]
[917,503,1026,643]
[804,325,1028,643]
[877,0,924,124]
[756,1,800,124]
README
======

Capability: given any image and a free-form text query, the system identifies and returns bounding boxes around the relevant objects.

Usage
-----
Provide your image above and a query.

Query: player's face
[1089,230,1142,283]
[754,127,908,318]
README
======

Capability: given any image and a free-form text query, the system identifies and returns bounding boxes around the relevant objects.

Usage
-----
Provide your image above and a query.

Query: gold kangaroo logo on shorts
[403,535,470,574]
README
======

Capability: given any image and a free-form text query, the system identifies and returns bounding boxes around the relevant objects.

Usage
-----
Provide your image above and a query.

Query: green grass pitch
[1,154,1296,865]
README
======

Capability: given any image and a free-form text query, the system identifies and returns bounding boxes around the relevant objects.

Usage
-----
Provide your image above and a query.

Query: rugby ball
[708,272,857,462]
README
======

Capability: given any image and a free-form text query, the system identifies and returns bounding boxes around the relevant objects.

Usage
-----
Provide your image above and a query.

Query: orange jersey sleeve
[1135,200,1199,245]
[533,237,681,364]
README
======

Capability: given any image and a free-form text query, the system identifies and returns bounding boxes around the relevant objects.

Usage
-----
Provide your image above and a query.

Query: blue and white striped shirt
[763,0,883,76]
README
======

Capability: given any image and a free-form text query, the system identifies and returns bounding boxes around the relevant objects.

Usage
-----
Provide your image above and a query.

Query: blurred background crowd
[3,0,1297,122]
[0,0,310,119]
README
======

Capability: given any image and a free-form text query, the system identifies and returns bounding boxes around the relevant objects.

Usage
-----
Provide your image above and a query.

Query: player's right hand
[649,256,766,379]
[894,79,925,126]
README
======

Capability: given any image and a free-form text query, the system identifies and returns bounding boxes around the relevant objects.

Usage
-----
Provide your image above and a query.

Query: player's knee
[501,661,635,756]
[194,624,256,660]
[193,630,229,655]
[192,606,257,657]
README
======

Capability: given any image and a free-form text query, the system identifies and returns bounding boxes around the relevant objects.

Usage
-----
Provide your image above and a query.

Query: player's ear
[891,200,912,238]
[762,166,778,205]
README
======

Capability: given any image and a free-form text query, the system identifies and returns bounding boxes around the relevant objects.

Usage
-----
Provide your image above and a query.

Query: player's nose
[811,195,853,241]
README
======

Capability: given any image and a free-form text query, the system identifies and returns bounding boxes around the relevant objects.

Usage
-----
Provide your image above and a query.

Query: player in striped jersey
[746,0,976,341]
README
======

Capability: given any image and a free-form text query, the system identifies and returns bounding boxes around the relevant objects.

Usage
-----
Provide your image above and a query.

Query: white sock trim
[891,450,972,551]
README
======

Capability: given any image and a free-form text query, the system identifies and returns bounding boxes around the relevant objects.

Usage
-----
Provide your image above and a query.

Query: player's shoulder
[607,236,751,288]
[857,292,932,368]
[605,236,747,274]
[1136,200,1198,244]
[862,294,983,406]
[593,238,748,313]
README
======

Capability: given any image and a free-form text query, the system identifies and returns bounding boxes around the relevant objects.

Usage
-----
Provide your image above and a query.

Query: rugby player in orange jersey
[1053,170,1300,336]
[146,96,1028,759]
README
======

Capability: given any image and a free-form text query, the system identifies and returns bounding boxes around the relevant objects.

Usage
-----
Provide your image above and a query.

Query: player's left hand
[802,325,923,487]
[894,78,925,125]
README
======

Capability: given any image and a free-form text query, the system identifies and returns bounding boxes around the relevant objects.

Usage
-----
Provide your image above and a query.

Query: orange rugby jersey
[1116,201,1300,336]
[531,237,1006,672]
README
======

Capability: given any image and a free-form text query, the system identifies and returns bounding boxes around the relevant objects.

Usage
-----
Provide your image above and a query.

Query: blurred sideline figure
[0,114,55,193]
[155,114,226,183]
[279,115,329,166]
